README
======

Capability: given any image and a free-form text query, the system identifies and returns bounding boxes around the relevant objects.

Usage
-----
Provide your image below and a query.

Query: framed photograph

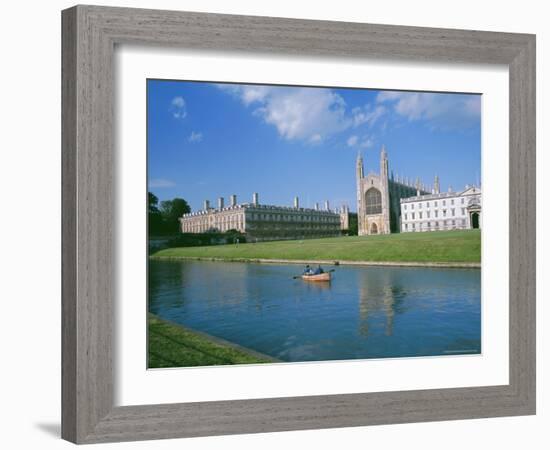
[62,5,536,444]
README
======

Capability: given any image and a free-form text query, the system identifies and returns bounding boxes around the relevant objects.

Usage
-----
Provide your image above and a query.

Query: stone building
[400,185,482,232]
[339,204,350,231]
[179,193,345,242]
[356,146,429,235]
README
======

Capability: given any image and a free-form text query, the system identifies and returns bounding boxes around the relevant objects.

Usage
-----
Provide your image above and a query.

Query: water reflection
[149,261,481,362]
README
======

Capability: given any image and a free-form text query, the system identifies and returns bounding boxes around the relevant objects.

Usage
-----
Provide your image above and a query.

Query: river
[149,260,481,363]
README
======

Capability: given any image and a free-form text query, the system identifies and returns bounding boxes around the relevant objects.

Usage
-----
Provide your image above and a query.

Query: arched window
[365,188,382,215]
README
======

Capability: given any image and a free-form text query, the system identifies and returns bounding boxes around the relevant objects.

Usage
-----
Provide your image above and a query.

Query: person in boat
[303,265,313,275]
[314,265,324,275]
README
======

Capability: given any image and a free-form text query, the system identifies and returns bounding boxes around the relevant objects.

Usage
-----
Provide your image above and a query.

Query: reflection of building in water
[357,270,406,337]
[179,193,349,242]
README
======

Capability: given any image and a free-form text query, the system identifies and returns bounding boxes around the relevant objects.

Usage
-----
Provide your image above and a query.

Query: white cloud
[216,84,272,106]
[240,86,272,106]
[219,85,351,143]
[170,96,187,119]
[149,178,176,188]
[347,135,358,147]
[347,134,374,149]
[352,104,386,128]
[309,134,322,144]
[377,91,481,130]
[188,131,203,143]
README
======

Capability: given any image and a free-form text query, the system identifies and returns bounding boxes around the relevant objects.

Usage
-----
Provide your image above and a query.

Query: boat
[301,272,331,282]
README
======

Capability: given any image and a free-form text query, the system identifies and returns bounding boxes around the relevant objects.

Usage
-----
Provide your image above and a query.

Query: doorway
[471,212,479,229]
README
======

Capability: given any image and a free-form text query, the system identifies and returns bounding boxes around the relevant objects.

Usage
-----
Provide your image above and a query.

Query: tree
[347,213,358,236]
[148,192,163,235]
[148,192,160,213]
[160,198,191,233]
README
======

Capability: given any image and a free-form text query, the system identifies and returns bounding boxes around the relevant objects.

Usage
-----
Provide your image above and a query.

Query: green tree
[160,198,191,233]
[148,192,160,213]
[148,192,163,235]
[347,213,358,236]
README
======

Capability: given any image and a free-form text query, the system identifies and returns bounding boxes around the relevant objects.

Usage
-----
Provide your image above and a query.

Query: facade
[400,186,482,232]
[356,146,429,235]
[181,145,480,240]
[179,193,345,242]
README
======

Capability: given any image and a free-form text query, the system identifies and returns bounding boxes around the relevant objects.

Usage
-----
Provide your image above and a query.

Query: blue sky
[147,79,481,213]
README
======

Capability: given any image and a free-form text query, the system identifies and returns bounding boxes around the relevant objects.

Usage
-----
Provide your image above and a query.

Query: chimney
[218,197,224,209]
[230,194,237,207]
[294,196,299,208]
[315,202,319,211]
[203,200,210,210]
[252,192,259,206]
[325,200,330,211]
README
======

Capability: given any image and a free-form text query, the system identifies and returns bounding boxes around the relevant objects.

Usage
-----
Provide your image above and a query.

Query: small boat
[301,272,331,282]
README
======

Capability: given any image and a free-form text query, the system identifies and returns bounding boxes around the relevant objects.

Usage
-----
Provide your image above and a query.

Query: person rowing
[303,264,314,275]
[314,265,324,275]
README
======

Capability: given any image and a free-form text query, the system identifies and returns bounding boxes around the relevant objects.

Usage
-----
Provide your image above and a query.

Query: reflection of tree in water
[357,270,407,337]
[148,260,191,312]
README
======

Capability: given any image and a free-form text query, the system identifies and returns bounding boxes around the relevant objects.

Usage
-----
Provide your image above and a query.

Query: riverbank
[148,314,277,368]
[151,230,481,267]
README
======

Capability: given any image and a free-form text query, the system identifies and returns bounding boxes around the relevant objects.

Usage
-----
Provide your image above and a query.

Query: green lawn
[151,230,481,263]
[148,314,273,368]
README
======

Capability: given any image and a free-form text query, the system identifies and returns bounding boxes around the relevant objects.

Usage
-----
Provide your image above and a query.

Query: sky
[147,79,481,213]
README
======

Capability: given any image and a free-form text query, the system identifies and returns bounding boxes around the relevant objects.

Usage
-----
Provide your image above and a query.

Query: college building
[356,146,431,235]
[179,145,481,240]
[399,185,482,232]
[355,145,482,235]
[179,193,348,242]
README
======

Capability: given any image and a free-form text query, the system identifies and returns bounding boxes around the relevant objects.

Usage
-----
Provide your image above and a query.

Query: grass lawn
[151,230,481,263]
[148,314,273,368]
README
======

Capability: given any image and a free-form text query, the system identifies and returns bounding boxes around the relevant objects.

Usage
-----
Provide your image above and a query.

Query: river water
[149,260,481,363]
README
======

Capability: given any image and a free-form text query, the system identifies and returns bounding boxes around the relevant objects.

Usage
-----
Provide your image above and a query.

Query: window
[404,213,407,220]
[451,199,455,205]
[404,223,408,230]
[365,188,382,215]
[443,210,447,217]
[435,201,438,207]
[443,200,446,206]
[435,210,438,218]
[412,212,415,219]
[462,208,466,215]
[451,208,455,216]
[427,222,431,228]
[412,223,416,229]
[419,203,422,209]
[427,211,430,218]
[427,202,430,208]
[412,203,415,209]
[461,198,465,204]
[419,212,423,219]
[404,204,407,210]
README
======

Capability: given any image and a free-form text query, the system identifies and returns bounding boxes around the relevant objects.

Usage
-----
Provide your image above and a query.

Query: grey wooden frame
[62,4,536,444]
